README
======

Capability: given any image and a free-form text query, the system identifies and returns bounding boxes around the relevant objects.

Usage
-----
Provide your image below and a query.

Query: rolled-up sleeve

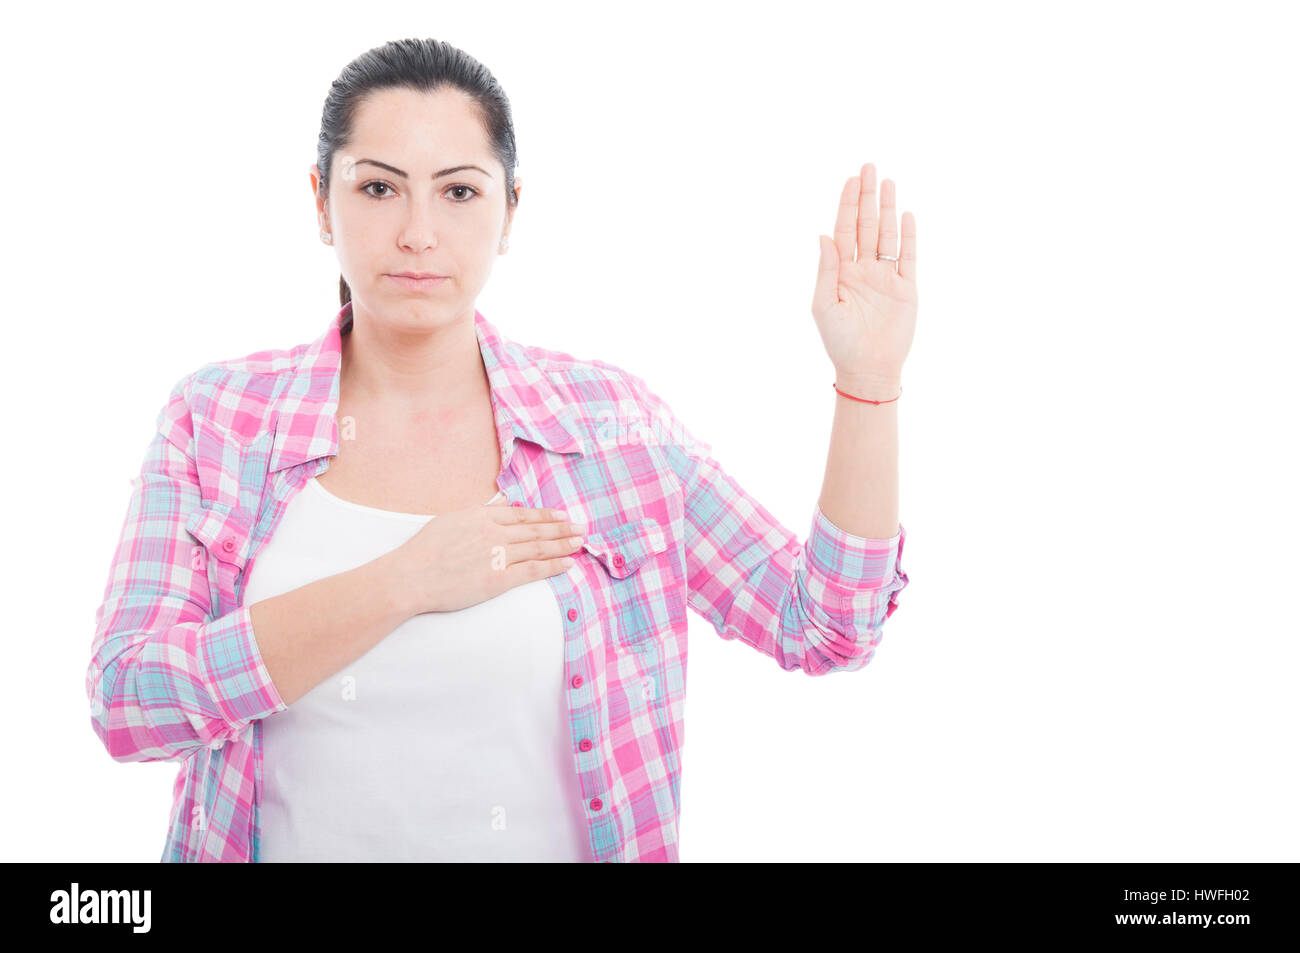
[86,376,287,763]
[625,371,909,675]
[802,502,909,665]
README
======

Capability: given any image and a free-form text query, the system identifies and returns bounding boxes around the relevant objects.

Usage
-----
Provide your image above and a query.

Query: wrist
[832,371,902,403]
[369,546,421,621]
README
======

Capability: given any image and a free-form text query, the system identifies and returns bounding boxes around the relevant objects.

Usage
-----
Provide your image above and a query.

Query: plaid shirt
[87,301,909,862]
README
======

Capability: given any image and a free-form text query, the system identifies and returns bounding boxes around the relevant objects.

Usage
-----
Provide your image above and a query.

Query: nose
[394,195,445,253]
[398,218,440,253]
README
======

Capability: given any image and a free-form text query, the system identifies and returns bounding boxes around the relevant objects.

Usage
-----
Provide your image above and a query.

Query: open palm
[812,162,918,384]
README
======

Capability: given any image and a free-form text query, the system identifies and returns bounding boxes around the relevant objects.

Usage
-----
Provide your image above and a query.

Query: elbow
[795,578,907,677]
[86,651,200,764]
[786,528,909,675]
[87,700,165,764]
[798,626,884,676]
[87,691,178,765]
[86,659,132,761]
[91,722,156,764]
[90,712,196,765]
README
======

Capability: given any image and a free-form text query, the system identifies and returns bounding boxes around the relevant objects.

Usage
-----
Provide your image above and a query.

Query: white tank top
[242,475,593,862]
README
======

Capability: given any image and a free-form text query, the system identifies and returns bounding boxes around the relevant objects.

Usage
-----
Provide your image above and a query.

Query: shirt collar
[268,301,587,474]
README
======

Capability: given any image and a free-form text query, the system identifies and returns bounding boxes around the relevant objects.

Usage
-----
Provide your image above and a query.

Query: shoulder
[509,337,706,458]
[154,339,307,450]
[511,338,663,411]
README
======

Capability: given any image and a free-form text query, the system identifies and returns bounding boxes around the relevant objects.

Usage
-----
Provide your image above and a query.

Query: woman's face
[311,85,519,328]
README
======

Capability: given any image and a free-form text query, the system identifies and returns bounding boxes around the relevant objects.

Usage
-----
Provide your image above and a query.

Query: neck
[340,302,489,414]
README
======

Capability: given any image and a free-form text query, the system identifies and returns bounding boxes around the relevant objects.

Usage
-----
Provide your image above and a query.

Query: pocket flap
[192,416,276,510]
[185,504,253,570]
[583,516,669,579]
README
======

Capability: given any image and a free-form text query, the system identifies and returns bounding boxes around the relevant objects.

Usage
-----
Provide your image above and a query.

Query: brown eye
[446,185,479,202]
[362,181,392,199]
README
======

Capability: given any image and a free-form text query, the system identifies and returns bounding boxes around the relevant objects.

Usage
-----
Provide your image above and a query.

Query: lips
[387,273,449,290]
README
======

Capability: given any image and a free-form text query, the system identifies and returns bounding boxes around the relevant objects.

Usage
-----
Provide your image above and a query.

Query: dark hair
[316,38,520,306]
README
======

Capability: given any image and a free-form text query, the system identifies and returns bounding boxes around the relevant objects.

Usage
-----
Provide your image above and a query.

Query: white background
[2,0,1296,862]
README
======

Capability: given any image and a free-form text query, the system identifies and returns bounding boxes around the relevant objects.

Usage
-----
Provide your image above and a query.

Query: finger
[833,175,861,270]
[898,210,917,283]
[488,504,570,524]
[812,234,839,315]
[503,554,579,588]
[877,178,898,262]
[500,516,587,544]
[503,533,586,566]
[855,163,878,264]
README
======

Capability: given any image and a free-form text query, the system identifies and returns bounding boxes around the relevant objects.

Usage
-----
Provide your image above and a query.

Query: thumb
[812,235,838,317]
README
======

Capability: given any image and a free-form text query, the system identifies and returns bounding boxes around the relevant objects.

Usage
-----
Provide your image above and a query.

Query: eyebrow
[353,158,492,180]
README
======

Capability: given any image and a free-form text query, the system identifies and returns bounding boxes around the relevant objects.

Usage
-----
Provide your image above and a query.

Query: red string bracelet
[833,381,902,404]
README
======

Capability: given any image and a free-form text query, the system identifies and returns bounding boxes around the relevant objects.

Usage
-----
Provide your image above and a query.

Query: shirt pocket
[192,415,277,511]
[193,417,249,509]
[582,516,681,649]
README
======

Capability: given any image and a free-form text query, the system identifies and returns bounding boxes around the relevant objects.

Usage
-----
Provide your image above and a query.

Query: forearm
[248,547,416,707]
[817,371,901,539]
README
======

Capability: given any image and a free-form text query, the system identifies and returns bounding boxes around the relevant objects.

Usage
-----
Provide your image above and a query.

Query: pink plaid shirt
[87,301,909,862]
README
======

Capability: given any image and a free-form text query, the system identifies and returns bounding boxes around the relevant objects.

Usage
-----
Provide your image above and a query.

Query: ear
[506,176,522,230]
[310,165,329,230]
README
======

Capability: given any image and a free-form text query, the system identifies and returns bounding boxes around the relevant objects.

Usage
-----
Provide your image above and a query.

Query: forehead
[347,86,492,163]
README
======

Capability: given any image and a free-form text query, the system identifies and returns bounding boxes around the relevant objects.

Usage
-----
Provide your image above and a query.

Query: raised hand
[811,162,918,389]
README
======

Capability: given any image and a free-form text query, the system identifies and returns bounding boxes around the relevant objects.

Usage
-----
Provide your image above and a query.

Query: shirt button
[567,608,578,621]
[570,674,583,689]
[221,537,236,553]
[510,501,524,507]
[589,797,603,812]
[612,553,624,569]
[579,738,592,752]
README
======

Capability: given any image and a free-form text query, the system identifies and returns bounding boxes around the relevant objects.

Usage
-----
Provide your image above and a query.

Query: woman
[86,38,915,862]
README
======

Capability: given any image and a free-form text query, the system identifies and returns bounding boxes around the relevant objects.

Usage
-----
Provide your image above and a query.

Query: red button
[570,674,583,688]
[567,608,578,621]
[589,797,603,811]
[510,501,524,507]
[222,537,236,552]
[612,553,624,569]
[579,738,592,752]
